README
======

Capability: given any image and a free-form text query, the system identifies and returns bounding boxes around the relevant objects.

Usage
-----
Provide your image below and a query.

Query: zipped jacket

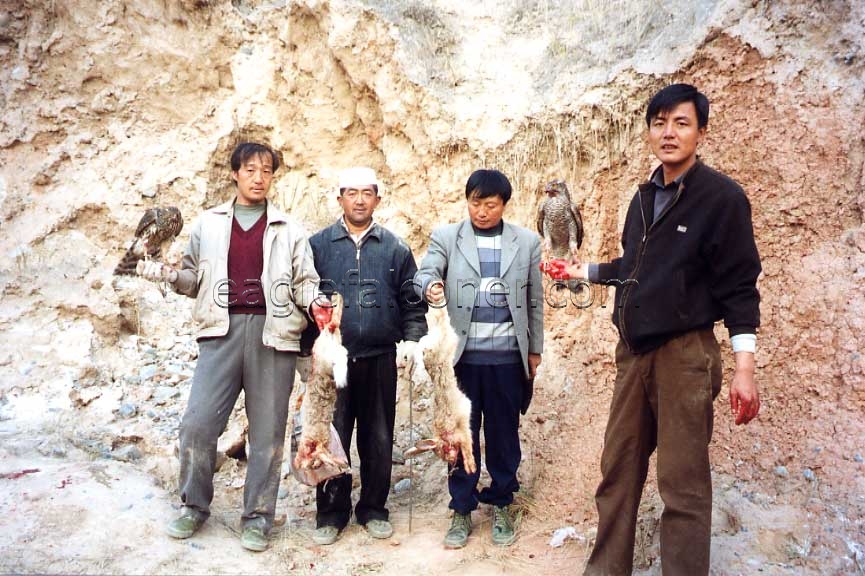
[172,200,320,351]
[596,161,761,354]
[305,220,428,358]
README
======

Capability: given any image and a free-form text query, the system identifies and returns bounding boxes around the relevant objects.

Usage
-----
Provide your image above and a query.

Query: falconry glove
[136,260,178,284]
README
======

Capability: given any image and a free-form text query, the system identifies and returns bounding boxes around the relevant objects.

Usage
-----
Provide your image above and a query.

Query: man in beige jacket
[137,142,327,552]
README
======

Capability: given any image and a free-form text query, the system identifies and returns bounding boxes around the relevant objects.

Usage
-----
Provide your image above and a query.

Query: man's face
[232,153,273,206]
[647,101,706,172]
[337,185,380,228]
[467,192,505,230]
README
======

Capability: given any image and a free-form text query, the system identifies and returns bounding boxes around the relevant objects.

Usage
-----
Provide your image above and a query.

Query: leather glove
[136,260,178,283]
[520,377,534,415]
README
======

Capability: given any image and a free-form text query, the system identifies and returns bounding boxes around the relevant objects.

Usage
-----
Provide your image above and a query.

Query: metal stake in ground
[409,364,414,534]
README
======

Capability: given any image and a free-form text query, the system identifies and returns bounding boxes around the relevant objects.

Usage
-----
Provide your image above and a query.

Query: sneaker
[240,525,268,552]
[443,512,472,549]
[365,519,393,539]
[312,525,340,546]
[166,509,206,539]
[491,505,516,546]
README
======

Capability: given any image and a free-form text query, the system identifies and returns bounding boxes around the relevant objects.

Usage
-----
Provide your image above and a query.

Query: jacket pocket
[271,310,303,334]
[702,330,723,400]
[674,269,689,322]
[679,330,721,400]
[192,261,218,329]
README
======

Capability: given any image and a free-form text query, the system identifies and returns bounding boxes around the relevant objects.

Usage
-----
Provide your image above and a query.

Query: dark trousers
[316,351,397,528]
[584,329,722,576]
[448,362,524,514]
[178,314,296,533]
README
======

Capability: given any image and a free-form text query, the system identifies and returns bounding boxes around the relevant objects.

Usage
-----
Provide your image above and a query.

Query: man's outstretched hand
[539,258,570,280]
[564,257,589,281]
[540,258,589,281]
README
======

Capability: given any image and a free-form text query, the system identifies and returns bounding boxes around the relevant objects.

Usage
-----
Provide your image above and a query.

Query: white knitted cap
[338,167,379,190]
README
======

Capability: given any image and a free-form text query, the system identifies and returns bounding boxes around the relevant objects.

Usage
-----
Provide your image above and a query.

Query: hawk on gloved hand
[113,207,183,275]
[536,179,583,259]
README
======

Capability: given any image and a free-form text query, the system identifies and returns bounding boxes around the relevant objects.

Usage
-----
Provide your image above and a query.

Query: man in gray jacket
[137,142,327,552]
[415,169,544,549]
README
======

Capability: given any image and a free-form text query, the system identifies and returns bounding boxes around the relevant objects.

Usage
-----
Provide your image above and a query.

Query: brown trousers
[584,329,722,576]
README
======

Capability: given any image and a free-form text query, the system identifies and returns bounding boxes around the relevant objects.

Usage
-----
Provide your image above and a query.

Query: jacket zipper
[355,240,362,347]
[262,223,272,314]
[618,182,685,352]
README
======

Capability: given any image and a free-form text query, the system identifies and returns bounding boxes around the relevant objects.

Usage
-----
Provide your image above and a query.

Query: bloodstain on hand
[312,302,334,332]
[540,258,571,280]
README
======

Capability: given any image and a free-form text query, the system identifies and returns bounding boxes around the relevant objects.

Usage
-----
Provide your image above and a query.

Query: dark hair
[645,83,709,129]
[230,142,280,172]
[464,169,512,204]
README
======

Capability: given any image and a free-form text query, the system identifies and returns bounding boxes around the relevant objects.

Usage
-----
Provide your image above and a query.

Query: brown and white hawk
[113,206,183,275]
[536,179,583,259]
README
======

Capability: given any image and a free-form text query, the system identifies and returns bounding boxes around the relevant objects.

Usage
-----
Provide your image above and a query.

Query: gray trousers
[178,314,296,532]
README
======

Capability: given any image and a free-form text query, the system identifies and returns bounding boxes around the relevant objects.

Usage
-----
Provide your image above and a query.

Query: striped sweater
[459,222,522,365]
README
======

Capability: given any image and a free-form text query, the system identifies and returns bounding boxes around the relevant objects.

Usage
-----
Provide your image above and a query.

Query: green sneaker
[443,512,472,549]
[312,525,340,546]
[166,509,205,539]
[491,505,516,546]
[365,519,393,539]
[240,525,268,552]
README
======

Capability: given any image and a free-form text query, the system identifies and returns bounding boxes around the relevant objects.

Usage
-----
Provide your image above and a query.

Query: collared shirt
[650,167,685,224]
[339,216,375,245]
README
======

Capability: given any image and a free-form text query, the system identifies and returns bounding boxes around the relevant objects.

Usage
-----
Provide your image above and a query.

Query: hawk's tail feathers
[113,246,162,276]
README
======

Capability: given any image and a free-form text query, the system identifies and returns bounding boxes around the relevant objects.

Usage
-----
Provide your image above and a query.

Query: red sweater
[227,214,266,315]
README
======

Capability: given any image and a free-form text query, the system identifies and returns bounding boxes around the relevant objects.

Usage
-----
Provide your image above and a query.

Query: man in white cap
[301,167,428,544]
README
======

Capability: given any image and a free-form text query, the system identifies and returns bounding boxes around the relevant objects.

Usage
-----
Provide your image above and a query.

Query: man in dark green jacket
[303,167,428,545]
[563,84,762,575]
